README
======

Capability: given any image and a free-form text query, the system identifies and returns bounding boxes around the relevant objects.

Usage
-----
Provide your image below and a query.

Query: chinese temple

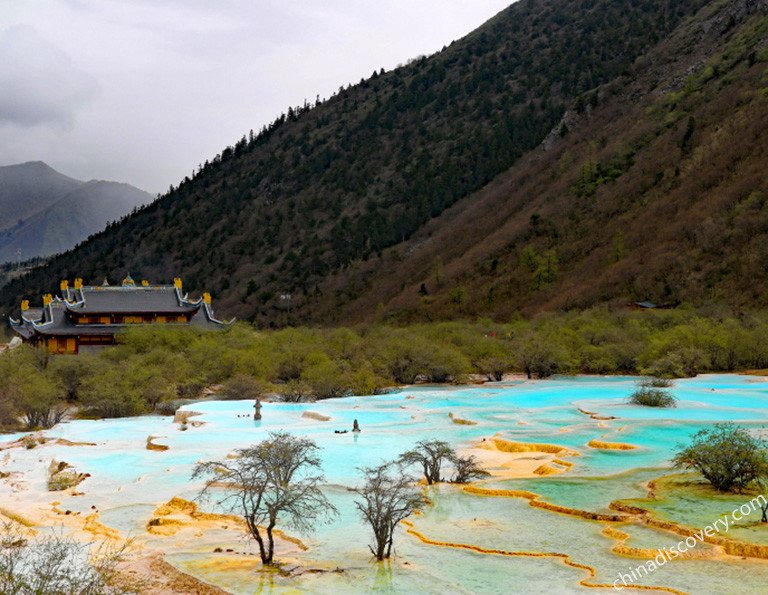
[9,275,232,354]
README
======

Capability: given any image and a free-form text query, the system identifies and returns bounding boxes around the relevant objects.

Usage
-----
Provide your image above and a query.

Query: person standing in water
[352,419,361,432]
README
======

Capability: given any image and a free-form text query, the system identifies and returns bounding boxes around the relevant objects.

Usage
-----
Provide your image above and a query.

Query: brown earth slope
[1,0,765,325]
[315,0,768,323]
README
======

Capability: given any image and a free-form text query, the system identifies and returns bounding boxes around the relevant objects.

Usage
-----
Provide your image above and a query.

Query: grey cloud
[0,1,511,191]
[0,25,99,127]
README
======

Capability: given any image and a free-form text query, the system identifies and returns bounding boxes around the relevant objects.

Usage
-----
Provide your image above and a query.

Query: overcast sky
[0,0,511,194]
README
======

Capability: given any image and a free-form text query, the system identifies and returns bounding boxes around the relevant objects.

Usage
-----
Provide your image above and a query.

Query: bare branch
[352,461,427,560]
[191,431,337,565]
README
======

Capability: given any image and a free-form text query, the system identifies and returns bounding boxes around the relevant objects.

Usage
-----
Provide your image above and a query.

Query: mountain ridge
[0,162,151,265]
[0,161,82,230]
[2,0,766,324]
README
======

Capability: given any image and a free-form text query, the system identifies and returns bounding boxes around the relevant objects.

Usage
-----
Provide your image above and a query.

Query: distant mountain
[2,0,767,323]
[0,162,150,263]
[0,161,82,230]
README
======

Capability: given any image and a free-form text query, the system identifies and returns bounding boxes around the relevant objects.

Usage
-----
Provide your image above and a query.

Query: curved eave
[9,319,35,339]
[27,304,56,329]
[202,302,234,326]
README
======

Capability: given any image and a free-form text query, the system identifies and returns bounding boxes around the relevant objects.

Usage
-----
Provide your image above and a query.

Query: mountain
[0,162,150,264]
[2,0,767,324]
[319,0,768,322]
[0,161,82,230]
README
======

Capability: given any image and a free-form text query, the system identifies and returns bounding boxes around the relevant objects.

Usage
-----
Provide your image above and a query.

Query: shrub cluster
[4,308,768,424]
[629,387,677,408]
[674,424,768,493]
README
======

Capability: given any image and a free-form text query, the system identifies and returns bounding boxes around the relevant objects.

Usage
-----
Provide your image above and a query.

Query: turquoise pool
[2,374,768,593]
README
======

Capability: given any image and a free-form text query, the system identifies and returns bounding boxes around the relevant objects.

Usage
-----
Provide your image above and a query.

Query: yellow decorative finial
[20,300,29,311]
[141,280,150,287]
[60,280,69,292]
[173,277,182,289]
[74,278,83,289]
[203,292,211,304]
[43,294,53,306]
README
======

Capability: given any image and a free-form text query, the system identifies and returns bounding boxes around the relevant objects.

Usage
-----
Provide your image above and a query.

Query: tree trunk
[252,527,268,564]
[422,463,431,485]
[374,527,386,560]
[266,522,276,564]
[385,532,394,559]
[428,461,440,484]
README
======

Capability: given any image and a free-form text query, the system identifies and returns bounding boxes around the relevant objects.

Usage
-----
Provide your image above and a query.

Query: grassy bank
[4,307,768,428]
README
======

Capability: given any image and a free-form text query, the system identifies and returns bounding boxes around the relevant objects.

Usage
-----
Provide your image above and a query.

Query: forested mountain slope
[317,0,768,323]
[3,0,765,325]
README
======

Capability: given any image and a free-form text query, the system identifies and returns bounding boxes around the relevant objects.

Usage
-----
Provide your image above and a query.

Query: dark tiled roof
[29,309,118,336]
[67,286,199,314]
[9,283,235,340]
[9,320,34,339]
[21,308,44,322]
[11,302,114,337]
[191,301,232,329]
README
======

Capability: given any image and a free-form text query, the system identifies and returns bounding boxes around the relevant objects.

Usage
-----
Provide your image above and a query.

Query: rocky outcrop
[484,437,579,456]
[47,459,89,491]
[301,411,330,422]
[146,436,170,451]
[587,439,638,451]
[448,412,477,425]
[146,497,244,537]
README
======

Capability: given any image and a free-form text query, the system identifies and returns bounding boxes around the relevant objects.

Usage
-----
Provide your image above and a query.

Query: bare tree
[0,522,138,594]
[353,462,427,560]
[399,440,456,485]
[192,431,337,565]
[451,455,490,483]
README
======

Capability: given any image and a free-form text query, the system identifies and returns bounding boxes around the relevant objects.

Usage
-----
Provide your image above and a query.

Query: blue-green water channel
[3,375,768,593]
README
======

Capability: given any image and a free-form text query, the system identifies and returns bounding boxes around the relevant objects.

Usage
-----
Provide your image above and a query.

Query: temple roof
[9,281,234,339]
[65,285,200,314]
[12,303,118,336]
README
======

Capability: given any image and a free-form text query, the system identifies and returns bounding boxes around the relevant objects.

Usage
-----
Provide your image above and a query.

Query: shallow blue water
[4,374,768,593]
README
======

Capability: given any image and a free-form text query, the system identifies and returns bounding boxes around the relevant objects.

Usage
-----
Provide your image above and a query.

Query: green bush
[514,334,570,379]
[673,424,768,492]
[647,347,710,378]
[48,356,96,402]
[154,399,192,416]
[177,381,204,400]
[302,360,353,399]
[79,367,148,418]
[13,308,768,422]
[219,374,264,401]
[277,380,313,403]
[629,387,677,408]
